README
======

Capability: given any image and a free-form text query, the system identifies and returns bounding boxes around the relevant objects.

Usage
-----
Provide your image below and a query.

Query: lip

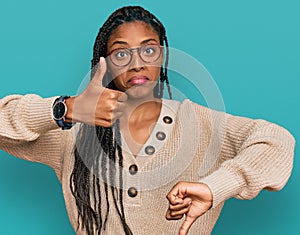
[128,75,149,85]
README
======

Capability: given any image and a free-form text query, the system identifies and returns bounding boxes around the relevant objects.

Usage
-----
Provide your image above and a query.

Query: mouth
[128,76,149,86]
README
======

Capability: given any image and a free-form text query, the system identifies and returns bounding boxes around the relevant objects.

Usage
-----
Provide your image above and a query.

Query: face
[106,21,163,99]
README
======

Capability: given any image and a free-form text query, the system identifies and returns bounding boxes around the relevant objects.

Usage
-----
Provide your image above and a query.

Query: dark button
[128,187,138,197]
[129,164,138,175]
[156,131,166,141]
[145,145,155,155]
[163,116,173,124]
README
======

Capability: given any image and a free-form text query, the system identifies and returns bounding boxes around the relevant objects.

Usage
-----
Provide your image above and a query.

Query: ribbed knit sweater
[0,94,295,235]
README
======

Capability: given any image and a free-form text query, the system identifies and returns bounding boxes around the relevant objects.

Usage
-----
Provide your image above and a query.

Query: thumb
[179,215,196,235]
[90,57,107,87]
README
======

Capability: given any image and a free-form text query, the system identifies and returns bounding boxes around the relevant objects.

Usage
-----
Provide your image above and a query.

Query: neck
[122,96,162,122]
[119,96,162,152]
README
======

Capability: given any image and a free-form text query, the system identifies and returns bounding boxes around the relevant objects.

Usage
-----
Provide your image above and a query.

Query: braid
[71,6,171,234]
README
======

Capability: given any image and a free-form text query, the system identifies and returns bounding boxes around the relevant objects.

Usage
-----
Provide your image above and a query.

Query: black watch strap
[52,96,75,130]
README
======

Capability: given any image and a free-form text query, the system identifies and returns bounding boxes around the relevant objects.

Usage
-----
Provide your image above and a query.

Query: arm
[0,94,64,178]
[200,116,295,207]
[0,58,127,178]
[0,94,58,142]
[166,111,295,235]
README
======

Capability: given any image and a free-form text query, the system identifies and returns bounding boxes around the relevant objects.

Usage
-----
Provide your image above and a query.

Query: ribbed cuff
[199,167,245,208]
[24,95,59,134]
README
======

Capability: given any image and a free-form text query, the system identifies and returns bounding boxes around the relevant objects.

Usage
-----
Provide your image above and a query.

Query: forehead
[107,21,160,48]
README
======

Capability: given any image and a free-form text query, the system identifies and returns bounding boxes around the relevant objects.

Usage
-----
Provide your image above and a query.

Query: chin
[125,82,157,100]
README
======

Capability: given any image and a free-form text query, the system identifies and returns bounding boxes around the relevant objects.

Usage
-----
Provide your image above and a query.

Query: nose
[129,49,144,71]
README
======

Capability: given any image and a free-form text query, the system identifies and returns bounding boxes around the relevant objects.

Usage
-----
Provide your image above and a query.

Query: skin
[106,21,164,153]
[106,21,163,100]
[166,182,213,235]
[65,20,213,235]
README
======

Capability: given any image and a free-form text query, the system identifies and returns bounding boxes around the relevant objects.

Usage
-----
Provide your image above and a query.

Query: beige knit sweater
[0,94,295,235]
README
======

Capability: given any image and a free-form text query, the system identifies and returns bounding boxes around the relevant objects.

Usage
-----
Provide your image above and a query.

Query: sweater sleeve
[199,111,295,208]
[0,94,64,180]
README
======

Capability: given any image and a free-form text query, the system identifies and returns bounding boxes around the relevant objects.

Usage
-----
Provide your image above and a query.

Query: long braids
[70,6,171,235]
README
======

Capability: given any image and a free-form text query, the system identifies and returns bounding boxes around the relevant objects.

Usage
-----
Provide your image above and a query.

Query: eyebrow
[109,38,159,48]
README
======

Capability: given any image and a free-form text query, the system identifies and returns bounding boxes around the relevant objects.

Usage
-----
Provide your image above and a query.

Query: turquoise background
[0,0,299,234]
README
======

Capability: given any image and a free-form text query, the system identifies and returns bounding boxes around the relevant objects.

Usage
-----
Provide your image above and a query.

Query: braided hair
[70,6,171,235]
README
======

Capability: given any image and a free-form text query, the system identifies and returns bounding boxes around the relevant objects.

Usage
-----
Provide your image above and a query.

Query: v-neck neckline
[120,99,180,159]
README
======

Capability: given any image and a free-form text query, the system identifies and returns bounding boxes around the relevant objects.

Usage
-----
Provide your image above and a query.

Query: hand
[65,57,127,127]
[166,182,213,235]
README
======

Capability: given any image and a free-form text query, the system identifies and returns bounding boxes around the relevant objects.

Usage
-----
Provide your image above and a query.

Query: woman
[0,5,295,235]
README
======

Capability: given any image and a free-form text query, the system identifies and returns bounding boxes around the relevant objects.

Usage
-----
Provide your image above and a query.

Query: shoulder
[175,99,293,140]
[175,99,225,126]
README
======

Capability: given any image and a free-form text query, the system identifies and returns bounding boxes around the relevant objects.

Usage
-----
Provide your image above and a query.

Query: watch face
[53,101,66,120]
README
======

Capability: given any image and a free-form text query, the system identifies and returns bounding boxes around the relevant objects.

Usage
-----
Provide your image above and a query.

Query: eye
[143,45,157,56]
[113,49,129,60]
[145,48,154,54]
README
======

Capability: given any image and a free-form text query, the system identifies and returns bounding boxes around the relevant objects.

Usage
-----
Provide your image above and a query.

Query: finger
[90,57,107,87]
[117,92,128,102]
[95,120,113,128]
[96,90,125,114]
[96,108,124,125]
[179,215,196,235]
[104,88,126,101]
[167,186,185,205]
[112,111,124,121]
[165,209,183,220]
[169,198,191,211]
[169,207,190,218]
[168,195,184,206]
[113,99,127,112]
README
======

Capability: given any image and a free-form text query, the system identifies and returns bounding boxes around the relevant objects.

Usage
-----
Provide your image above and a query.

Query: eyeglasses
[107,44,163,67]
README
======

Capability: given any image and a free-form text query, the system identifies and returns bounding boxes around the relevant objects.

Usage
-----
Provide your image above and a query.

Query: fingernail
[100,57,105,64]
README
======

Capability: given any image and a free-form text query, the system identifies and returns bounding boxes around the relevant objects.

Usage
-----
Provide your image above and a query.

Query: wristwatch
[52,96,75,130]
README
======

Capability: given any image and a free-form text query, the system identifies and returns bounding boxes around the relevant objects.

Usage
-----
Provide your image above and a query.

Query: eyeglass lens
[109,44,162,67]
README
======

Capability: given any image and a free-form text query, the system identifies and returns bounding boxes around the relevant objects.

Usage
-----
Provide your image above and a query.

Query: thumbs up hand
[65,57,127,127]
[166,182,213,235]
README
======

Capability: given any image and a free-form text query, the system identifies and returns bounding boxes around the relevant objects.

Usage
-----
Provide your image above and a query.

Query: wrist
[52,96,75,130]
[65,96,75,122]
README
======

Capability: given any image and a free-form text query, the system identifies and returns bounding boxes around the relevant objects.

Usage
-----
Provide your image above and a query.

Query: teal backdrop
[0,0,299,234]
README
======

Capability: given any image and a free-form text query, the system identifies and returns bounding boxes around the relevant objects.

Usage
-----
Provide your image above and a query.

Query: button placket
[127,187,138,198]
[144,145,155,155]
[124,161,141,205]
[156,131,166,141]
[122,99,180,205]
[129,164,138,175]
[163,116,173,124]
